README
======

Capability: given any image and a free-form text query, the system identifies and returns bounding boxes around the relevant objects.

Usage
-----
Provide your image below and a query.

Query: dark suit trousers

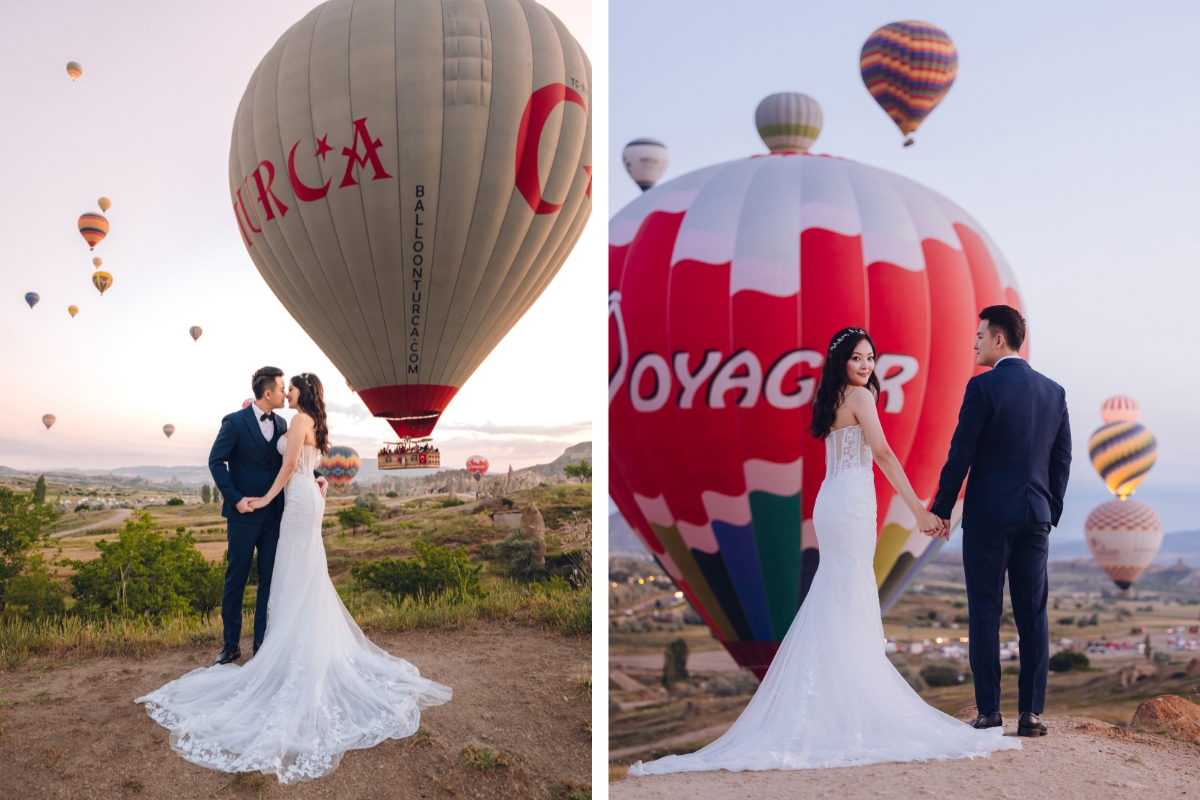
[222,515,280,647]
[962,522,1051,716]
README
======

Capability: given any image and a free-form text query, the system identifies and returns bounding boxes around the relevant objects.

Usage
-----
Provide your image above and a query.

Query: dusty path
[0,624,590,799]
[609,650,739,674]
[49,508,133,538]
[612,717,1200,799]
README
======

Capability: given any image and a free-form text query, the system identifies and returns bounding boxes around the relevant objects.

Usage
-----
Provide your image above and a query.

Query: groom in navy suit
[930,306,1071,738]
[208,366,326,666]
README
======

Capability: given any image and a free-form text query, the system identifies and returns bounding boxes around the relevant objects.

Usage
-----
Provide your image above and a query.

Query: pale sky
[610,0,1200,536]
[0,0,595,475]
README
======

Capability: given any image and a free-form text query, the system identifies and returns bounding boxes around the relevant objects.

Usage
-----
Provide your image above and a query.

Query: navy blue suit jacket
[209,405,287,524]
[931,358,1072,529]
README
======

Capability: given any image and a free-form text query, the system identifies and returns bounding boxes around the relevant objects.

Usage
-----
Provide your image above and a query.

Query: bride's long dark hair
[291,372,330,453]
[809,327,880,440]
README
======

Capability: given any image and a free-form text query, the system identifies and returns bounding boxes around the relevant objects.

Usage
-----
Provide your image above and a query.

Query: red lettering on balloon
[340,118,393,188]
[233,201,253,246]
[288,141,331,202]
[235,186,262,234]
[584,165,592,199]
[250,160,289,220]
[515,83,586,214]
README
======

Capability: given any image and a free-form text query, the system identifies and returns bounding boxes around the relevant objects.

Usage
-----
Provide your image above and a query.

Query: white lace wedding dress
[136,436,451,784]
[629,425,1020,775]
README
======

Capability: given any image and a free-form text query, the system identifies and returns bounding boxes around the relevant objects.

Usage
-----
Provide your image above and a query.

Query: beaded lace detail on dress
[825,425,873,481]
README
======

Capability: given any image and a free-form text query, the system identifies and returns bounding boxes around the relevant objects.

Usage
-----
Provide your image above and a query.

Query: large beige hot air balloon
[1084,499,1163,590]
[163,424,175,439]
[229,0,591,439]
[42,414,56,430]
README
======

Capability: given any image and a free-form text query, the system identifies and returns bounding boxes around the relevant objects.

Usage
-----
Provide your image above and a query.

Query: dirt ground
[0,624,590,800]
[611,716,1200,799]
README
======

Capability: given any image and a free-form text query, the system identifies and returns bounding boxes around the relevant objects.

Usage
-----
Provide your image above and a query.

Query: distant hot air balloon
[189,326,203,342]
[1101,395,1139,425]
[860,21,957,146]
[610,148,1026,678]
[230,0,591,441]
[98,197,112,213]
[622,138,670,191]
[318,446,361,495]
[755,92,823,153]
[42,414,56,430]
[92,271,113,296]
[1089,421,1157,499]
[242,398,255,409]
[466,455,489,483]
[92,257,102,268]
[163,424,175,439]
[24,292,39,309]
[66,61,82,80]
[78,212,109,249]
[68,305,79,318]
[1085,499,1163,590]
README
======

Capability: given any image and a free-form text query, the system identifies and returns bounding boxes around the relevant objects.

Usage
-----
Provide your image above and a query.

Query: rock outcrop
[1130,695,1200,744]
[520,502,546,567]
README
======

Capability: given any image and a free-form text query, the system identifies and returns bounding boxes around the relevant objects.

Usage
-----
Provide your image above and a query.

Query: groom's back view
[931,305,1071,737]
[208,366,288,666]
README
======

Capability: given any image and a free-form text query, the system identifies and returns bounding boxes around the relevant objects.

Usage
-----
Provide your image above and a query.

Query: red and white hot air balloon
[1100,395,1139,424]
[466,455,489,483]
[1085,499,1163,590]
[229,0,591,440]
[610,149,1026,677]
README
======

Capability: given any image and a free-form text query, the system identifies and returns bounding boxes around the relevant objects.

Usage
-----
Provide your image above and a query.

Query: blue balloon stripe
[711,519,774,641]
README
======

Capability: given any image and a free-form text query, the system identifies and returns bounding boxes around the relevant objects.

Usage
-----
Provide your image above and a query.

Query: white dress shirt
[252,402,277,441]
[995,354,1023,367]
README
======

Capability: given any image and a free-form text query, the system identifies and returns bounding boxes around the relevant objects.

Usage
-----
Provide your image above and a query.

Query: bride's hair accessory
[828,328,866,353]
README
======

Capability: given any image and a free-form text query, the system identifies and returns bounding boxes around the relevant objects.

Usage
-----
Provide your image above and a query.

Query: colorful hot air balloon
[1101,395,1139,424]
[78,212,109,250]
[1089,421,1157,499]
[42,414,56,430]
[189,326,203,342]
[623,138,670,191]
[755,92,823,154]
[24,292,39,309]
[609,151,1026,678]
[163,424,176,439]
[66,61,82,80]
[92,271,113,296]
[860,21,957,146]
[98,197,112,212]
[466,455,489,483]
[68,305,79,318]
[1085,499,1163,590]
[318,446,361,495]
[229,0,590,440]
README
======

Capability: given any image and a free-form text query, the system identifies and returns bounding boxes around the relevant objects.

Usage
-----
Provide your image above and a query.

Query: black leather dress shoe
[1018,712,1048,737]
[970,712,1003,729]
[253,642,262,656]
[214,646,242,666]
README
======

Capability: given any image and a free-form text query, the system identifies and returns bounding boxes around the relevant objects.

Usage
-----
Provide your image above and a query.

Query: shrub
[0,487,58,613]
[438,496,465,508]
[1048,649,1090,672]
[351,541,483,601]
[386,491,399,499]
[1003,665,1020,676]
[4,554,66,620]
[708,671,759,697]
[337,506,374,534]
[166,498,185,507]
[1152,650,1172,667]
[1057,617,1076,625]
[355,493,380,511]
[496,533,543,582]
[564,460,591,483]
[920,663,964,687]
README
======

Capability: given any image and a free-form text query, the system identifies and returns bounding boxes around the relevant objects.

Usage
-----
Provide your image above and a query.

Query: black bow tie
[260,412,275,421]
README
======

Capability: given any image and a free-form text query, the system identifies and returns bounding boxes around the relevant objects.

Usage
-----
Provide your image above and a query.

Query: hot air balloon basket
[378,451,440,470]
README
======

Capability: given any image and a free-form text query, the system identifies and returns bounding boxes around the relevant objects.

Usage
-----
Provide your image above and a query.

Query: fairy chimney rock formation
[521,502,546,566]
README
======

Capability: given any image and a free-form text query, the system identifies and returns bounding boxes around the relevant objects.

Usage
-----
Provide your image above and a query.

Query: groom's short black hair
[252,366,284,399]
[979,305,1026,351]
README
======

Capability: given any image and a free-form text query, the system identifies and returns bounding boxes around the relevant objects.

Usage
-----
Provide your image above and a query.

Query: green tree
[4,553,66,620]
[200,485,211,504]
[337,506,374,534]
[32,476,47,505]
[563,460,592,483]
[0,487,58,612]
[662,638,689,690]
[166,498,185,507]
[213,486,222,505]
[64,512,212,619]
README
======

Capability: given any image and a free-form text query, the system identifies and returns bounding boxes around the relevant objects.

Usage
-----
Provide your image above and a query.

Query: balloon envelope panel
[1085,499,1163,590]
[609,153,1023,677]
[229,0,591,439]
[319,446,361,494]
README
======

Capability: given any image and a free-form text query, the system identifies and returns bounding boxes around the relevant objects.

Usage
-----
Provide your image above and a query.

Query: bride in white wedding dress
[629,329,1020,776]
[136,373,450,784]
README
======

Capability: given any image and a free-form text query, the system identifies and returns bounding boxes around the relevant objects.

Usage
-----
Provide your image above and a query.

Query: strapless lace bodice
[277,435,321,477]
[824,424,873,480]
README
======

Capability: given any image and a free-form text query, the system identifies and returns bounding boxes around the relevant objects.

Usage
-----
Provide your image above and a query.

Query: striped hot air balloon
[163,424,176,439]
[1101,395,1139,424]
[610,150,1026,678]
[1085,499,1163,590]
[755,92,823,154]
[318,446,361,495]
[92,271,113,296]
[78,213,110,250]
[1089,421,1157,499]
[66,61,82,80]
[229,0,591,441]
[860,21,957,145]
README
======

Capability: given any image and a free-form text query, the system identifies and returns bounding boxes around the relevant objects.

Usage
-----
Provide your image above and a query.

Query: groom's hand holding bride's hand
[316,475,328,498]
[235,497,256,514]
[915,509,942,536]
